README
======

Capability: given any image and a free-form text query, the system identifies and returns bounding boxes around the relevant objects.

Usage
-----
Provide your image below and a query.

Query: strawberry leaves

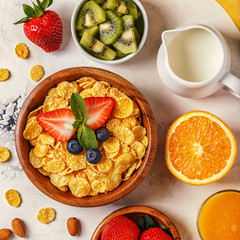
[14,0,54,24]
[70,93,97,151]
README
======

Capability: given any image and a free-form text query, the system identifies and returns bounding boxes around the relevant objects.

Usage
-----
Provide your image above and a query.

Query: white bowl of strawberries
[71,0,148,63]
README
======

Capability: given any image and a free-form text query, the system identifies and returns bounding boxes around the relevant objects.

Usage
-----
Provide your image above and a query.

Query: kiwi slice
[113,15,137,54]
[99,10,123,45]
[134,27,140,44]
[77,25,99,38]
[80,31,116,60]
[93,0,107,6]
[75,1,106,31]
[106,0,137,19]
[116,49,128,58]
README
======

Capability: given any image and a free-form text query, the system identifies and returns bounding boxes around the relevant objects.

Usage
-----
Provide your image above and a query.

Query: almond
[0,228,12,240]
[11,218,26,238]
[67,217,80,236]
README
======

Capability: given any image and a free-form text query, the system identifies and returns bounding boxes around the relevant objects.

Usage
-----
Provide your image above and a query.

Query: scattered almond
[11,218,26,238]
[0,228,12,240]
[67,217,80,236]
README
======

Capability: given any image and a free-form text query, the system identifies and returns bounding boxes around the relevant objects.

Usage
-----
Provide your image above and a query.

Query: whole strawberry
[14,0,62,52]
[140,227,172,240]
[101,216,140,240]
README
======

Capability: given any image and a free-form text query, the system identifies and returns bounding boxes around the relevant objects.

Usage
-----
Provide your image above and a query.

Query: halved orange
[165,111,237,185]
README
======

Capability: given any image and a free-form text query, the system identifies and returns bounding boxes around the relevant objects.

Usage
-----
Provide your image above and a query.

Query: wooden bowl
[91,205,181,239]
[15,67,157,207]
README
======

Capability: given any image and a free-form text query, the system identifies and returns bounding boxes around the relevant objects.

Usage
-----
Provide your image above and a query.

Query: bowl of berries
[91,205,181,239]
[15,67,157,207]
[71,0,148,63]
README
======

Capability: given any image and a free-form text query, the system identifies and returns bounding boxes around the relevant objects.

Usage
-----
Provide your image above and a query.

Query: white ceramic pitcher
[157,24,240,98]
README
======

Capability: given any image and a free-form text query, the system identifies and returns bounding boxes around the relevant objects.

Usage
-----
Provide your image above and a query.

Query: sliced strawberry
[84,97,115,130]
[37,109,76,142]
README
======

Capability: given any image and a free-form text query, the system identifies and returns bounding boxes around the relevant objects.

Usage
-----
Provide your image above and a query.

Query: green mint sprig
[70,92,97,150]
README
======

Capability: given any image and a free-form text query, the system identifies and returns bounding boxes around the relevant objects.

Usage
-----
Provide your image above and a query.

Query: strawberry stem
[14,0,53,24]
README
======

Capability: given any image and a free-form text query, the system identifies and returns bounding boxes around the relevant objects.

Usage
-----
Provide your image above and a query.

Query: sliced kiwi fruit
[113,15,137,54]
[75,1,106,31]
[116,49,128,58]
[134,27,140,44]
[99,10,123,45]
[80,31,116,60]
[106,0,137,19]
[77,25,99,38]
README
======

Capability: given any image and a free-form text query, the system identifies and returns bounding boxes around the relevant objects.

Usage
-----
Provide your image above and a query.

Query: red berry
[101,216,140,240]
[84,97,115,130]
[140,227,172,240]
[37,108,76,142]
[23,10,62,52]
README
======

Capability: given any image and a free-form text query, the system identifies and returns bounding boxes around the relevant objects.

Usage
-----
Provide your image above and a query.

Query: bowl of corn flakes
[15,67,157,207]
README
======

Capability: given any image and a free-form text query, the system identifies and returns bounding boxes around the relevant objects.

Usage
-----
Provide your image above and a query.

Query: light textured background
[0,0,240,239]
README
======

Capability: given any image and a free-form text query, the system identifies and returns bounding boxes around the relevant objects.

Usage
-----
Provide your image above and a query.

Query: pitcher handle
[221,73,240,98]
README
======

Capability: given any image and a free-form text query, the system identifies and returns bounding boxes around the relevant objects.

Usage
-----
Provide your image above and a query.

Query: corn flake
[122,117,140,130]
[30,65,44,82]
[97,156,113,173]
[57,81,78,99]
[132,126,147,141]
[113,98,133,118]
[0,147,11,162]
[27,106,43,120]
[38,167,49,176]
[69,178,91,197]
[140,136,148,148]
[106,173,122,191]
[123,160,138,181]
[103,137,120,153]
[43,97,68,113]
[15,43,29,58]
[80,88,93,98]
[131,141,145,159]
[131,102,141,117]
[34,144,50,158]
[37,207,56,224]
[29,149,43,168]
[46,159,65,173]
[37,133,55,146]
[91,180,106,193]
[106,118,122,133]
[92,81,107,97]
[113,126,134,145]
[0,68,10,81]
[66,153,86,170]
[5,189,21,207]
[50,173,73,187]
[23,120,42,140]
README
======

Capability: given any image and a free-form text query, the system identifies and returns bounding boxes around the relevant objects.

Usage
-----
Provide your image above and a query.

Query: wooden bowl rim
[91,205,181,240]
[15,67,157,207]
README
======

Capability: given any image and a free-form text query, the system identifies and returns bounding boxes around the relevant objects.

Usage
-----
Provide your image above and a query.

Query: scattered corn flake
[106,173,122,191]
[45,159,65,173]
[131,141,145,159]
[5,189,21,207]
[34,144,50,158]
[29,148,43,168]
[23,120,42,140]
[132,126,146,142]
[0,147,11,162]
[56,81,78,99]
[30,65,44,82]
[113,98,133,118]
[103,137,120,153]
[106,118,122,133]
[37,207,56,224]
[15,43,29,59]
[0,68,10,81]
[113,126,135,145]
[69,178,91,197]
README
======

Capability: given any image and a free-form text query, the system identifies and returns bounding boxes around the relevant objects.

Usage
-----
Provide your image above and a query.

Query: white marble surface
[0,0,240,239]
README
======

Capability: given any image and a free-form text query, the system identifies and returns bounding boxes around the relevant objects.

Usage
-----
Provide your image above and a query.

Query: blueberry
[86,148,102,164]
[95,127,110,142]
[67,138,83,155]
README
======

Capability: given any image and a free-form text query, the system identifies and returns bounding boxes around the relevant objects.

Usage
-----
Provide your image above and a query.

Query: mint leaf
[48,0,53,7]
[72,117,87,129]
[145,215,156,229]
[36,0,42,6]
[23,4,36,17]
[78,125,98,150]
[70,93,86,121]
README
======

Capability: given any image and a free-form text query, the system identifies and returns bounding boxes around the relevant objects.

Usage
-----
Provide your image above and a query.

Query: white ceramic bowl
[71,0,148,64]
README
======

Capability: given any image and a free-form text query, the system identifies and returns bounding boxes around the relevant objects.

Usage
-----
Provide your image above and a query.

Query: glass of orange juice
[197,189,240,240]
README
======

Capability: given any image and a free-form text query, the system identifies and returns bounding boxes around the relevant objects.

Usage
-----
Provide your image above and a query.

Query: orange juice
[198,190,240,240]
